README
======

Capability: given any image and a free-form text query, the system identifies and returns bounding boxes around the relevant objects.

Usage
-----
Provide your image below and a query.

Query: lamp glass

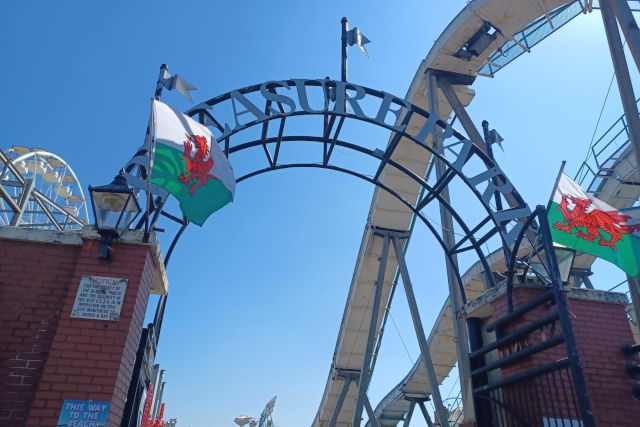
[530,246,576,284]
[555,247,576,283]
[90,180,141,233]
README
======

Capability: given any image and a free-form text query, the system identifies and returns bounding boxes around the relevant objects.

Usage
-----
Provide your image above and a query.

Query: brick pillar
[0,239,80,425]
[475,285,640,426]
[0,228,167,427]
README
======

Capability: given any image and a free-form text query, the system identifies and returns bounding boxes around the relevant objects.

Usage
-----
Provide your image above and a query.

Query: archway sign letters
[125,78,532,298]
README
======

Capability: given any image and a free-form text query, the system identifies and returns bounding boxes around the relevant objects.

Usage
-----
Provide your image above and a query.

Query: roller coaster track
[313,1,640,426]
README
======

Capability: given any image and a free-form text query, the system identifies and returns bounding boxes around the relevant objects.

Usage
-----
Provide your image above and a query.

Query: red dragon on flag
[549,172,640,276]
[178,133,217,195]
[148,100,235,226]
[553,193,639,249]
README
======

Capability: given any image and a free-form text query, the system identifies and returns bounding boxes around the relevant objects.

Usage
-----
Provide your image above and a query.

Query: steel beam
[481,120,503,212]
[32,191,83,227]
[601,0,640,169]
[9,178,34,226]
[328,377,352,427]
[0,182,20,214]
[437,74,526,213]
[402,401,416,427]
[392,236,449,427]
[611,0,640,73]
[427,72,474,424]
[363,396,380,427]
[353,234,390,427]
[417,401,435,427]
[436,76,486,153]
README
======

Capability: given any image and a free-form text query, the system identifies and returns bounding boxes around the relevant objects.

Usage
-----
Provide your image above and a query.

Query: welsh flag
[548,173,640,276]
[149,100,235,225]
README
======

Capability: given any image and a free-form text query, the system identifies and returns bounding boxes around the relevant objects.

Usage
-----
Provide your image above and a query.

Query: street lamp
[531,245,576,285]
[89,170,141,261]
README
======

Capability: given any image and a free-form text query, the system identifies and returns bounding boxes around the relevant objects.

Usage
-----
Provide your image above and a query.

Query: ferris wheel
[0,146,88,230]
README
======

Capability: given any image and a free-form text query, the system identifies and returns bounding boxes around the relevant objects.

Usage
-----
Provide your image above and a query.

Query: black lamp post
[88,170,141,261]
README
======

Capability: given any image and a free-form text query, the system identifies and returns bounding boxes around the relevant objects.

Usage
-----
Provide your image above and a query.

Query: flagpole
[547,160,567,208]
[341,17,348,82]
[154,64,168,100]
[144,64,168,241]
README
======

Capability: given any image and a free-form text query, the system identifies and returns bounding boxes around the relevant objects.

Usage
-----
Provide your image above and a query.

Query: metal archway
[124,78,534,427]
[127,78,531,281]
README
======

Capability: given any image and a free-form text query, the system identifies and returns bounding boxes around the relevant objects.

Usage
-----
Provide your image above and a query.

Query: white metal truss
[0,147,88,230]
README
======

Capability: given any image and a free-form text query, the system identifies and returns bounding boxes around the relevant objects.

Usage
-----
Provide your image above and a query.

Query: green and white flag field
[548,173,640,276]
[149,100,235,226]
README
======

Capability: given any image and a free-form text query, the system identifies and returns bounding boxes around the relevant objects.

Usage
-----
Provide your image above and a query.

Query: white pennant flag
[159,69,197,102]
[347,27,371,57]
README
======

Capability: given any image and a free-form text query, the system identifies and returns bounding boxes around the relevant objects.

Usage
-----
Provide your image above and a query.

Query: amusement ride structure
[7,0,634,426]
[0,146,88,230]
[118,1,640,425]
[234,396,277,427]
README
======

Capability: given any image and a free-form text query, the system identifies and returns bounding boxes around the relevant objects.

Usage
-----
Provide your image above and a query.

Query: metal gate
[468,206,595,427]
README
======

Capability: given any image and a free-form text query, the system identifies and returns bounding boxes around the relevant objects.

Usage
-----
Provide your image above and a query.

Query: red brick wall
[488,287,639,426]
[569,294,639,425]
[0,235,156,427]
[0,240,79,425]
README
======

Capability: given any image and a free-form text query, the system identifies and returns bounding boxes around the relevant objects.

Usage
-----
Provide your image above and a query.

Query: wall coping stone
[463,281,628,319]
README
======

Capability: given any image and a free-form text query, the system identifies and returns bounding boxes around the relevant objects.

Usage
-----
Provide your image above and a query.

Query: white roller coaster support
[427,71,474,424]
[610,0,640,74]
[601,0,640,169]
[392,235,449,426]
[601,0,640,332]
[317,1,640,426]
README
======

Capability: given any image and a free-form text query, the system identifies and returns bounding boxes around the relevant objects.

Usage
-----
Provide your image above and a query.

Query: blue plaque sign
[56,400,110,427]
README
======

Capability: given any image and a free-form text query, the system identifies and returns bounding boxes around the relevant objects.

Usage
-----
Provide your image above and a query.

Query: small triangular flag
[160,69,197,102]
[347,27,371,58]
[490,129,504,152]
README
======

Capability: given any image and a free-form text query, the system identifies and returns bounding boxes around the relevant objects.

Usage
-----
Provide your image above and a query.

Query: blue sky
[1,1,636,426]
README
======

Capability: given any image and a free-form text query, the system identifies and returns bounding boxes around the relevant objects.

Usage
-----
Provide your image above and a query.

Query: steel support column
[436,76,486,153]
[0,149,27,214]
[328,376,352,427]
[0,182,19,214]
[363,396,380,427]
[601,0,640,169]
[427,72,473,423]
[353,234,390,427]
[437,75,525,211]
[402,401,416,427]
[611,0,640,73]
[392,236,449,427]
[10,178,34,226]
[417,401,435,427]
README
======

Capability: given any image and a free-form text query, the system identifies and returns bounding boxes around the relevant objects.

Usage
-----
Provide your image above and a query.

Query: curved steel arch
[124,78,533,427]
[235,161,470,302]
[184,78,532,271]
[125,80,532,296]
[126,79,532,289]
